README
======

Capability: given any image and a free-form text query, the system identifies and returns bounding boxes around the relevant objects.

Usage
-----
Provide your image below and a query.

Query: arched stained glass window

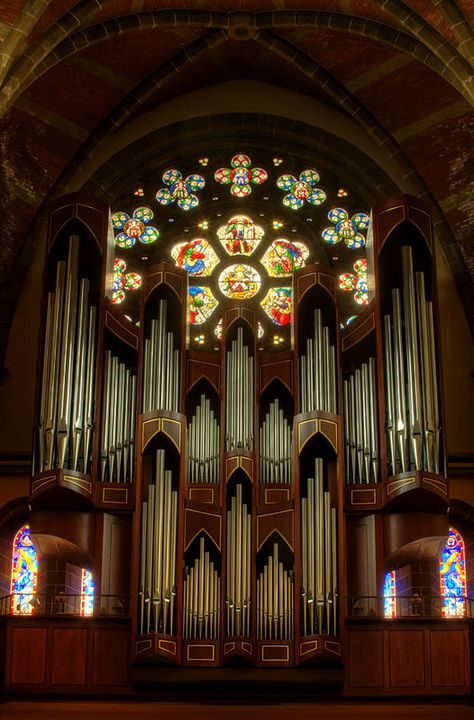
[81,569,94,616]
[11,525,38,615]
[440,528,466,618]
[384,571,396,618]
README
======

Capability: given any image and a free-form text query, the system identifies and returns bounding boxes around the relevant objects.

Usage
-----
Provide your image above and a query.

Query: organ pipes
[225,327,254,451]
[100,351,136,482]
[300,459,338,636]
[183,537,220,640]
[299,309,336,413]
[383,246,440,474]
[257,543,294,640]
[187,394,220,483]
[226,484,251,637]
[139,449,178,635]
[38,236,97,473]
[142,299,180,413]
[259,399,292,484]
[343,358,379,483]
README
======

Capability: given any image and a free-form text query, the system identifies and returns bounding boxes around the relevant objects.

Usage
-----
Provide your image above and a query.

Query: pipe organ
[29,193,449,680]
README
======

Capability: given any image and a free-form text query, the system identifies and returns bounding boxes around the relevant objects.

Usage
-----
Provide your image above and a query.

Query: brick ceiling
[0,1,472,372]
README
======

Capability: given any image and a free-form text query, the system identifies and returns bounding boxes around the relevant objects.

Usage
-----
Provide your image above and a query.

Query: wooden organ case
[20,192,471,696]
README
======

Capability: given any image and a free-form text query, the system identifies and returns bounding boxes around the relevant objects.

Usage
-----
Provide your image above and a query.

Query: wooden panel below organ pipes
[51,628,87,684]
[389,630,425,687]
[430,630,468,687]
[347,630,384,687]
[91,629,129,686]
[7,628,47,684]
[100,514,132,598]
[346,515,377,616]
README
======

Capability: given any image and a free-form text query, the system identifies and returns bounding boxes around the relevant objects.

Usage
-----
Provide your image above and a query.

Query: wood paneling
[7,627,47,684]
[430,630,467,687]
[92,628,128,686]
[51,628,87,684]
[348,630,384,687]
[389,630,424,687]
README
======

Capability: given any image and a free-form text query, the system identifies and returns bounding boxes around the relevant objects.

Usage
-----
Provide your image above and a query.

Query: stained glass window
[338,258,368,305]
[171,238,219,276]
[261,287,292,325]
[214,318,223,341]
[218,264,261,300]
[189,286,218,325]
[261,239,309,276]
[112,258,142,304]
[440,528,466,618]
[155,168,205,210]
[81,569,94,616]
[384,570,396,618]
[112,207,159,248]
[11,526,37,615]
[214,153,267,197]
[277,169,326,210]
[217,215,264,256]
[322,208,369,250]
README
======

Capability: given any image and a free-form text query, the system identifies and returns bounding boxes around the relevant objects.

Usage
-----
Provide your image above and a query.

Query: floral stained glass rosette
[155,168,205,210]
[112,207,159,248]
[214,154,267,198]
[322,207,370,249]
[277,169,326,210]
[339,258,368,305]
[112,258,142,304]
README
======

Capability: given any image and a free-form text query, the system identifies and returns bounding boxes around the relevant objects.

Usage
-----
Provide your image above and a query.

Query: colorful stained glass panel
[171,238,219,277]
[218,264,261,300]
[384,571,396,619]
[189,286,218,325]
[112,257,142,304]
[440,528,466,617]
[81,569,94,617]
[11,526,37,615]
[261,287,292,326]
[217,215,264,256]
[261,239,309,276]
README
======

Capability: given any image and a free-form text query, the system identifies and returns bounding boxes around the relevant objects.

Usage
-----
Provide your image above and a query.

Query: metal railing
[0,593,130,617]
[346,595,474,620]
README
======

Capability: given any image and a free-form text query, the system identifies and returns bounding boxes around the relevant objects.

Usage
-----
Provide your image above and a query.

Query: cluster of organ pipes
[300,460,338,636]
[183,537,220,639]
[187,394,220,483]
[37,235,97,474]
[383,246,440,474]
[300,309,337,413]
[142,299,180,413]
[343,359,379,484]
[100,351,136,482]
[226,484,252,636]
[225,327,254,451]
[259,399,292,484]
[139,450,178,635]
[257,543,294,640]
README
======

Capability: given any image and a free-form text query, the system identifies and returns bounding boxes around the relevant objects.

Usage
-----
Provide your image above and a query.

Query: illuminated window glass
[155,168,205,210]
[214,153,267,197]
[440,528,466,618]
[217,215,264,256]
[112,258,142,305]
[261,239,309,276]
[11,526,37,615]
[112,207,159,248]
[322,207,369,250]
[81,569,94,617]
[261,287,292,326]
[218,264,261,300]
[189,286,218,325]
[277,169,326,210]
[338,258,368,306]
[171,238,219,276]
[384,571,396,619]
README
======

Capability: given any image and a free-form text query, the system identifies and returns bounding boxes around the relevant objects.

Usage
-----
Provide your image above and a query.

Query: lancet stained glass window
[384,570,396,619]
[81,569,94,616]
[440,528,466,618]
[11,526,38,615]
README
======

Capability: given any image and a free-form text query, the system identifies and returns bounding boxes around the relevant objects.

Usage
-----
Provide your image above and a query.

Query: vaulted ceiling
[0,1,473,373]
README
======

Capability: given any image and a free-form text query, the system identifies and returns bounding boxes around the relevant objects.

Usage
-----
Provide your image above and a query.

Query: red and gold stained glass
[171,238,219,277]
[217,215,264,256]
[261,239,309,276]
[260,287,292,326]
[189,286,218,325]
[218,264,261,300]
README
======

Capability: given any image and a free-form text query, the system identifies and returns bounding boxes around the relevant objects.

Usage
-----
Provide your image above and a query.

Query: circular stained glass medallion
[218,263,262,300]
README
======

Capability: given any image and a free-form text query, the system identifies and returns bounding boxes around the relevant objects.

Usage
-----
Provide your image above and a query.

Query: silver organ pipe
[300,459,338,636]
[38,236,97,473]
[343,358,379,483]
[299,309,337,413]
[226,484,252,637]
[383,246,440,474]
[139,449,178,635]
[259,398,292,484]
[100,351,136,482]
[257,543,293,640]
[187,394,220,483]
[225,326,254,451]
[142,299,180,413]
[183,536,220,640]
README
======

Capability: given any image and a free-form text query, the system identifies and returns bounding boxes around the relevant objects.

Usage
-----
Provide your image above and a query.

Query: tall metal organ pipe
[183,536,220,640]
[187,394,220,483]
[226,484,252,637]
[299,309,336,413]
[142,299,180,413]
[383,246,440,474]
[259,398,292,484]
[139,449,178,635]
[38,235,97,474]
[343,358,379,483]
[100,351,136,482]
[225,326,254,451]
[257,543,294,640]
